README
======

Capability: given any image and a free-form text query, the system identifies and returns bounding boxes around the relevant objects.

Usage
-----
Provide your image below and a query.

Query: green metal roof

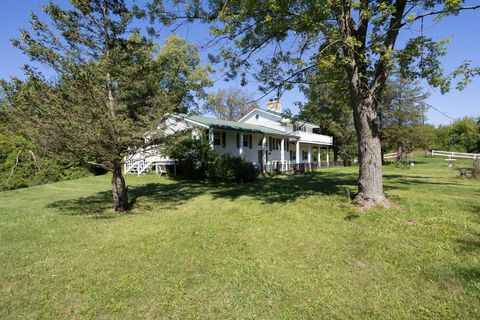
[184,115,298,137]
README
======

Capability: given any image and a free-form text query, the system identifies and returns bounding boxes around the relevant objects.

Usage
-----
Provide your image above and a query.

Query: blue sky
[0,1,478,125]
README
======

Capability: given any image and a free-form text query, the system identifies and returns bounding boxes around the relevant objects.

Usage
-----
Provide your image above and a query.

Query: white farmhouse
[124,99,333,175]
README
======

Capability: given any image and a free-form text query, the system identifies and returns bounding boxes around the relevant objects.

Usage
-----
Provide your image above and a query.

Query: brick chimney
[266,98,282,113]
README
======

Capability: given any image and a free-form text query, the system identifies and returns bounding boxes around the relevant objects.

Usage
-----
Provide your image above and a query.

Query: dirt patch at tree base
[353,194,394,211]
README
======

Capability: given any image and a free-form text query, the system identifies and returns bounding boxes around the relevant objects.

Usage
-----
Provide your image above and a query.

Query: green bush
[0,132,91,191]
[165,132,213,180]
[165,131,258,182]
[208,154,259,182]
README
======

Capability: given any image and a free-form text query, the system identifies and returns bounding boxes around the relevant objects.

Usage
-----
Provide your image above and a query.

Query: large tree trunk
[112,162,128,212]
[352,98,390,208]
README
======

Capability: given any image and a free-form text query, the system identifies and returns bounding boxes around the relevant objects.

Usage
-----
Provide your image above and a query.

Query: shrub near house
[166,132,258,182]
[208,154,259,182]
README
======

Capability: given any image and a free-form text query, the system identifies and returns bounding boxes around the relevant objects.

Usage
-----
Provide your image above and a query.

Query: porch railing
[256,160,345,174]
[292,131,333,145]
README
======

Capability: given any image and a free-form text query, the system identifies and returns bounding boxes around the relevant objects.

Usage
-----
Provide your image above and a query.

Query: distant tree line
[299,70,480,163]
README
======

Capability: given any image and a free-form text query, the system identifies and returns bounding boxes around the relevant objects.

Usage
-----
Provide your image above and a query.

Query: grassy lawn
[1,156,479,319]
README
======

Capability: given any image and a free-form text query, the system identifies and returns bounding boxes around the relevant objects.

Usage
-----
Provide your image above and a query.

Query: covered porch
[267,140,331,173]
[206,128,331,173]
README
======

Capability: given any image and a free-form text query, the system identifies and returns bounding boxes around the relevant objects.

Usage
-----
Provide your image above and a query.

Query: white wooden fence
[384,152,397,159]
[431,150,480,160]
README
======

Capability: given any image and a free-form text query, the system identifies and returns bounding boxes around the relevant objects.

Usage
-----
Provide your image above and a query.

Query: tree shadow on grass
[453,234,480,284]
[384,174,463,188]
[47,181,210,218]
[48,170,451,219]
[46,172,358,218]
[209,171,357,203]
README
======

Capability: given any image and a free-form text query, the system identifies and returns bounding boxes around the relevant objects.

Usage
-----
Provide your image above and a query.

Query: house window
[243,135,249,147]
[269,137,283,150]
[242,134,252,148]
[290,150,296,160]
[213,132,221,146]
[222,131,226,148]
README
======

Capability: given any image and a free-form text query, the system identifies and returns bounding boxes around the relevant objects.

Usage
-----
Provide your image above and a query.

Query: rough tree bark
[112,161,128,212]
[352,97,390,208]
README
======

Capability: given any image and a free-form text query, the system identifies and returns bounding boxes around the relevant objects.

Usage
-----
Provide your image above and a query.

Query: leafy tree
[379,75,429,159]
[477,117,480,153]
[410,124,438,155]
[0,94,90,191]
[338,144,358,166]
[436,117,479,152]
[154,0,480,207]
[299,66,356,161]
[204,88,258,121]
[9,1,211,211]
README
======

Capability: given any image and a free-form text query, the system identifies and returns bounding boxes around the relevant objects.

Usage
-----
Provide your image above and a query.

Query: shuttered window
[213,132,221,145]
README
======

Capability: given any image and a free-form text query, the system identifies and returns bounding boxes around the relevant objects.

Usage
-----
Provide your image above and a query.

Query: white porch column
[239,133,244,157]
[296,140,301,165]
[317,146,322,167]
[280,138,285,172]
[208,128,214,149]
[326,147,330,166]
[262,136,267,173]
[307,145,312,169]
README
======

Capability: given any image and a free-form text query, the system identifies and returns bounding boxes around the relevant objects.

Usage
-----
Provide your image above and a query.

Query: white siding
[211,130,263,164]
[240,110,288,132]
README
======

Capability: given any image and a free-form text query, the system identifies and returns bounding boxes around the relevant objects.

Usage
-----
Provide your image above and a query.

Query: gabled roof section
[183,114,298,137]
[238,108,319,128]
[238,108,281,122]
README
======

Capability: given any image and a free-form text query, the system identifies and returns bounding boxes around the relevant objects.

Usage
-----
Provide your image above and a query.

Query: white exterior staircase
[124,148,176,176]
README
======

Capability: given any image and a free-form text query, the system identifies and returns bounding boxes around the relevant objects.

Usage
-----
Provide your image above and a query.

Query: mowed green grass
[0,156,479,319]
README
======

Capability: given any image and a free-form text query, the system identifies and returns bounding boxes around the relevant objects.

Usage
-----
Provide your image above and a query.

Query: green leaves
[204,88,258,121]
[9,0,212,173]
